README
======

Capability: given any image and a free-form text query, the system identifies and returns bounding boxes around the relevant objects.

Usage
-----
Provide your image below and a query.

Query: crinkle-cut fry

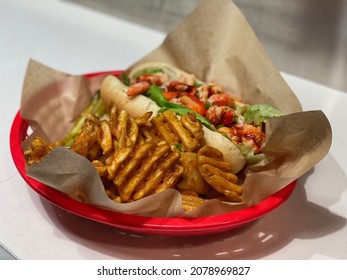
[98,120,112,155]
[196,145,243,202]
[116,110,129,139]
[151,113,178,145]
[117,130,134,150]
[132,167,164,201]
[110,110,133,150]
[198,155,231,172]
[24,136,54,164]
[135,111,153,126]
[128,118,139,145]
[162,110,200,152]
[203,175,243,201]
[118,144,171,202]
[113,142,155,187]
[110,107,147,150]
[132,150,181,200]
[31,137,50,157]
[105,189,122,203]
[109,106,118,137]
[92,160,108,177]
[106,146,133,180]
[181,191,205,211]
[178,152,210,195]
[199,164,238,184]
[154,164,184,194]
[70,119,99,157]
[180,113,203,141]
[118,128,129,150]
[117,127,126,149]
[198,145,223,160]
[140,125,161,143]
[223,189,243,202]
[198,146,231,171]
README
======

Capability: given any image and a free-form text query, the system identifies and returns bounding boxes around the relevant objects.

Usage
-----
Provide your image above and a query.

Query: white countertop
[1,0,346,260]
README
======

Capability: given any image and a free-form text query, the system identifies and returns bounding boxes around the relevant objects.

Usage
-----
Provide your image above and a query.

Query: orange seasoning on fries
[25,106,244,209]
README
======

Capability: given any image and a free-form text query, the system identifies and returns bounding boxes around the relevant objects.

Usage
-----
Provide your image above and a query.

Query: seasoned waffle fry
[178,152,210,194]
[133,150,181,200]
[109,106,147,149]
[24,137,65,165]
[116,111,130,149]
[150,110,203,152]
[199,164,238,183]
[109,106,118,137]
[116,110,129,140]
[197,146,243,202]
[181,190,205,211]
[128,118,139,144]
[200,174,243,202]
[118,143,171,201]
[151,113,179,145]
[29,137,50,158]
[154,164,184,194]
[70,119,99,158]
[180,113,203,141]
[139,125,161,142]
[135,111,153,126]
[106,145,133,180]
[113,142,155,187]
[105,189,122,203]
[162,110,200,152]
[198,145,224,159]
[198,145,231,171]
[98,120,112,155]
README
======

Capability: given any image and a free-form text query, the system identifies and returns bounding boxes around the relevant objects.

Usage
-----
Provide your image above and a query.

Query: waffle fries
[198,146,243,202]
[151,110,202,152]
[24,105,243,210]
[24,137,65,165]
[180,191,205,211]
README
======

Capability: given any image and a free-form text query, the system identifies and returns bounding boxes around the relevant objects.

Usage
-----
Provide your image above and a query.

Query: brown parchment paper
[20,0,332,218]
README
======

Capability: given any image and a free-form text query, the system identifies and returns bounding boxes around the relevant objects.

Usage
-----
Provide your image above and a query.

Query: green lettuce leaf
[243,104,282,125]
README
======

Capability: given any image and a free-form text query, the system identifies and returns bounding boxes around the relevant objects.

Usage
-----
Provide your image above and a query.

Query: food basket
[10,71,297,236]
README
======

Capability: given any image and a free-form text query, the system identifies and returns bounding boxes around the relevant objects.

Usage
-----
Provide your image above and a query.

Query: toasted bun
[101,75,160,118]
[101,72,245,174]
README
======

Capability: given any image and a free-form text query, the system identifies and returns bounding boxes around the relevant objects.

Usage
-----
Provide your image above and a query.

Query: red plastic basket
[9,71,297,236]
